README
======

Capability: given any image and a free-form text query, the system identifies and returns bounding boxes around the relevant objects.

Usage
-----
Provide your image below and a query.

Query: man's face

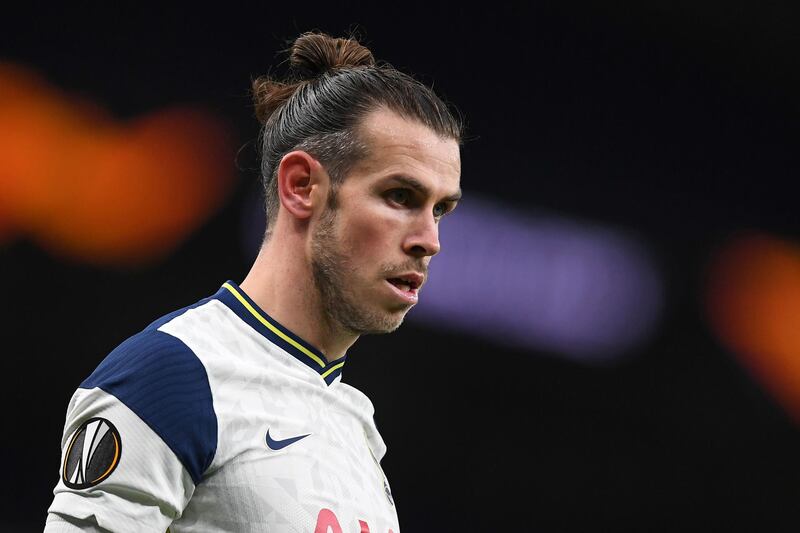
[310,108,461,335]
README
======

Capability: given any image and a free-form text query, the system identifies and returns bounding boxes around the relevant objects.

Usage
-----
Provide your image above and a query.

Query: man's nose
[403,213,441,258]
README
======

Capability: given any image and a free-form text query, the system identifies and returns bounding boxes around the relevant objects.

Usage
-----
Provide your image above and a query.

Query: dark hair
[252,31,462,235]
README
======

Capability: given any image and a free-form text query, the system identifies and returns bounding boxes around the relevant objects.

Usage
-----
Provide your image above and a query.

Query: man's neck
[239,236,357,362]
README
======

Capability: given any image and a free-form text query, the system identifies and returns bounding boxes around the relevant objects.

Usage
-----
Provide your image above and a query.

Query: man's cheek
[347,218,391,254]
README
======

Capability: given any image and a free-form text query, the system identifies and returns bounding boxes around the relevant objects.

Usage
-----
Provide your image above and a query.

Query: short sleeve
[46,329,218,532]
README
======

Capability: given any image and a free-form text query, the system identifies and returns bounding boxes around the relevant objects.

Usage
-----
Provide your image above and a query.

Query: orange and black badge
[62,417,122,489]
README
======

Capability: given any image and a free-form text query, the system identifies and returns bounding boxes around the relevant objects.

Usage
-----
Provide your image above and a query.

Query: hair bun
[251,32,376,125]
[289,32,375,80]
[252,78,297,125]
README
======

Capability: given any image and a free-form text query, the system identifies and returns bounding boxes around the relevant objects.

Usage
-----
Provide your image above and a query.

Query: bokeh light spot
[706,233,800,422]
[0,63,236,266]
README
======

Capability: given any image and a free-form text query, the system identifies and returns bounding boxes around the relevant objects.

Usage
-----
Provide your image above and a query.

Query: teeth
[397,282,410,292]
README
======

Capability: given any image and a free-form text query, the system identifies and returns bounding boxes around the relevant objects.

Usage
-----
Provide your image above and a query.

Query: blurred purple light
[410,196,663,362]
[240,192,663,363]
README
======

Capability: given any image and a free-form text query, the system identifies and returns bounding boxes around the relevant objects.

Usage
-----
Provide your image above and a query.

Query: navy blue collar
[215,280,346,385]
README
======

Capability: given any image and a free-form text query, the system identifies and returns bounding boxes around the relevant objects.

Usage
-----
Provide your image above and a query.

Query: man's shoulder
[141,291,221,332]
[80,329,197,390]
[76,300,219,483]
[80,291,223,394]
[80,286,227,392]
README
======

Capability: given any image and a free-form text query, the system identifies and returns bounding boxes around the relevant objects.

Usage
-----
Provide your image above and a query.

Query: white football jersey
[46,281,399,533]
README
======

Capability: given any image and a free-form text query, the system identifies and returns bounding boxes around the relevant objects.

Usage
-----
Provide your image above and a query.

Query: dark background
[2,2,799,531]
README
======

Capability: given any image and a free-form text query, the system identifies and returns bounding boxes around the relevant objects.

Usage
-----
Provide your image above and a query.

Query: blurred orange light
[706,233,800,422]
[0,63,236,266]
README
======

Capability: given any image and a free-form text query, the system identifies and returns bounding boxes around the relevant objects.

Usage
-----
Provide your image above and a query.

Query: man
[45,32,461,532]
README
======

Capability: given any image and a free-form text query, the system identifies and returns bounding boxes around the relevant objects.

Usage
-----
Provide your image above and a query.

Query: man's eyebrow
[386,175,462,202]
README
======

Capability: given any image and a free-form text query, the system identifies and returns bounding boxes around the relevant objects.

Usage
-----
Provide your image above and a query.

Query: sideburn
[325,183,339,210]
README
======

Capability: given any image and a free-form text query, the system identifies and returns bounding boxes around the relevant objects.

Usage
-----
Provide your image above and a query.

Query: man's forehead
[355,108,461,181]
[360,108,456,148]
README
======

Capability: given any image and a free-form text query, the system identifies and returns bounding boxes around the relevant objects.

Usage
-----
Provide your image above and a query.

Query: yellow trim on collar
[321,361,345,379]
[222,282,327,368]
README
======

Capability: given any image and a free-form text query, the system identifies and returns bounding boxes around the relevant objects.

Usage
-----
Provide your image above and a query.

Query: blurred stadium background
[2,3,799,531]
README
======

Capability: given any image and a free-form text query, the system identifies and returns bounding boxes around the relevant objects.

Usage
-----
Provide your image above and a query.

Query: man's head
[308,107,461,334]
[253,32,462,234]
[252,32,462,335]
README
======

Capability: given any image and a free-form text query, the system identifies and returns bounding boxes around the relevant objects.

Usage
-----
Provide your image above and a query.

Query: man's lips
[385,279,419,304]
[385,272,424,291]
[385,272,424,304]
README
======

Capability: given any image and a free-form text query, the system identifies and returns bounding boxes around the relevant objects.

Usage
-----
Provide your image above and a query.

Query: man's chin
[353,308,409,336]
[358,322,403,336]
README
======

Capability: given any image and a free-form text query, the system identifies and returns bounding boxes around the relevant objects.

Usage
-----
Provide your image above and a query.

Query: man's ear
[276,150,327,220]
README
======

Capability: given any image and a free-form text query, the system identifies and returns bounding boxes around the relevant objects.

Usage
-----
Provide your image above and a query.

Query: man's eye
[433,203,447,218]
[388,189,410,205]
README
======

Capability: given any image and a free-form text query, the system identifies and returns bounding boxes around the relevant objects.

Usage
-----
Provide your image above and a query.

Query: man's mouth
[386,275,422,292]
[385,273,424,304]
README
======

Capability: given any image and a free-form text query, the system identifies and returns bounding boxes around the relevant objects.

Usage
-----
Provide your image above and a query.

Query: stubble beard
[310,205,409,336]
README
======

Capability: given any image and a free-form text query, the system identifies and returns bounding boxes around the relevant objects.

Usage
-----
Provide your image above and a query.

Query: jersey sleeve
[46,329,218,532]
